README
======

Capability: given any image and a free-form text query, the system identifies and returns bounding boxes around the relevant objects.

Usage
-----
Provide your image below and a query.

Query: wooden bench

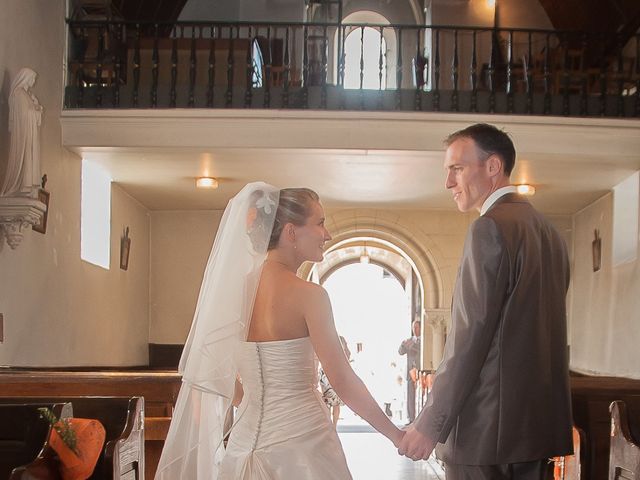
[0,402,71,479]
[0,371,181,480]
[571,375,640,480]
[2,397,143,479]
[552,425,585,480]
[609,400,640,479]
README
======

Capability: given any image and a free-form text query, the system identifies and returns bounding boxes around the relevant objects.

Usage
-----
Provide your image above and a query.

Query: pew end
[553,425,585,480]
[0,402,71,480]
[609,400,640,479]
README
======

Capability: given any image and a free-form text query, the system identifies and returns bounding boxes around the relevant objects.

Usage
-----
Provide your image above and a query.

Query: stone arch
[300,208,451,370]
[300,209,446,311]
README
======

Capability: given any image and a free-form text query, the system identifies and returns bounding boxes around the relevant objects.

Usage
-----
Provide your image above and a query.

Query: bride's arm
[232,375,244,407]
[304,285,404,447]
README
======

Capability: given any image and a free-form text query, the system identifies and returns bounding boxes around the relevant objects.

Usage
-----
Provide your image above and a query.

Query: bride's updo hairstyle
[268,188,319,250]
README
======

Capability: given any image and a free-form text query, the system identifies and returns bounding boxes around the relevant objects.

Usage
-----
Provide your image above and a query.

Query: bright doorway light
[323,263,409,425]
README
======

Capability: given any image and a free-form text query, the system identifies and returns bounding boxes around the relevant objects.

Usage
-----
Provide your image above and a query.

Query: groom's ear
[486,154,503,178]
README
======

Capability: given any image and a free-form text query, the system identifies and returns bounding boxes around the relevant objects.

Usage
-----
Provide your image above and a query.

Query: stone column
[425,311,447,370]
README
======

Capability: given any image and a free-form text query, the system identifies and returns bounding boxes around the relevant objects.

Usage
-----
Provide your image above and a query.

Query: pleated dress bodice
[219,336,352,479]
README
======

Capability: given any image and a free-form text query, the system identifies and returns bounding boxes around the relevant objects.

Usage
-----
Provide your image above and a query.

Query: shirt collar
[480,185,517,216]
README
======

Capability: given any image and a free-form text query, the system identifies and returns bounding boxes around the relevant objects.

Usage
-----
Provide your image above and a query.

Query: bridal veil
[155,182,280,479]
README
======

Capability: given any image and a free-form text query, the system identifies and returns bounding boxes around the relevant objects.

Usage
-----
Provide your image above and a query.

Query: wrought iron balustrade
[65,19,640,117]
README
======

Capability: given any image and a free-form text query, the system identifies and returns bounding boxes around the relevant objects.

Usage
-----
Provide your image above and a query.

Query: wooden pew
[609,400,640,479]
[552,426,585,480]
[0,402,71,479]
[2,397,142,479]
[0,371,181,480]
[571,376,640,480]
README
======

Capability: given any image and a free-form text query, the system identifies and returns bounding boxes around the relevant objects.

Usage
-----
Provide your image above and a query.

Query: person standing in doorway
[398,123,573,480]
[398,320,421,423]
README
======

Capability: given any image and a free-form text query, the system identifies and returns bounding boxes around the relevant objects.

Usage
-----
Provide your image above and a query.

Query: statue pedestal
[0,196,47,249]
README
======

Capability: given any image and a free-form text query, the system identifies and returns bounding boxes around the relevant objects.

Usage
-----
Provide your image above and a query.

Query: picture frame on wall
[592,228,601,272]
[32,185,50,234]
[120,226,131,270]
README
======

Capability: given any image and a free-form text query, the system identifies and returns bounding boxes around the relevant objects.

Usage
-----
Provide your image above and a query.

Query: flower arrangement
[38,407,78,454]
[38,406,106,480]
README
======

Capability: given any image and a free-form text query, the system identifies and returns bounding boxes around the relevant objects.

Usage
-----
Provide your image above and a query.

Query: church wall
[179,0,306,22]
[148,209,224,344]
[0,0,150,367]
[570,193,640,380]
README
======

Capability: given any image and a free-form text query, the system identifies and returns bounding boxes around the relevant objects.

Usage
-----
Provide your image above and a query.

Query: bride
[155,183,404,479]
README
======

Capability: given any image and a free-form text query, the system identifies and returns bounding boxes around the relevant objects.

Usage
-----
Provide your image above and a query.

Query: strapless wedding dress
[219,336,352,479]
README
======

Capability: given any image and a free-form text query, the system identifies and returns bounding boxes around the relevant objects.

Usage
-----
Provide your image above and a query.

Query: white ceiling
[64,110,640,215]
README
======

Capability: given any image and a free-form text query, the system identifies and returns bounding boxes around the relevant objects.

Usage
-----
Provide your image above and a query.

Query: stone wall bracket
[0,196,47,249]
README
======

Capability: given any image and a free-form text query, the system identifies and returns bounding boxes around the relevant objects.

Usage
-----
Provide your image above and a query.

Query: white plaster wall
[571,193,640,379]
[0,0,150,367]
[149,210,224,344]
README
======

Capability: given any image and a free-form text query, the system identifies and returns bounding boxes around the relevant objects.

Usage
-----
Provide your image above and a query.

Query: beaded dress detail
[219,336,352,479]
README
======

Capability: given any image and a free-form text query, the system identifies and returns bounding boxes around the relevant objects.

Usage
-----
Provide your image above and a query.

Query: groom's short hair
[444,123,516,176]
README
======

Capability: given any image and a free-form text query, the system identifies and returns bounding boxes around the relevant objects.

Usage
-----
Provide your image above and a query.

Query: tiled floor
[339,430,445,480]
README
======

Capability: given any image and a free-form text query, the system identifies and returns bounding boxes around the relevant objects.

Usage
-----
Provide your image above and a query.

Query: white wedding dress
[219,336,353,479]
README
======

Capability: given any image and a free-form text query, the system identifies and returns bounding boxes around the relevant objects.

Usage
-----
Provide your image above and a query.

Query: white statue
[0,68,43,197]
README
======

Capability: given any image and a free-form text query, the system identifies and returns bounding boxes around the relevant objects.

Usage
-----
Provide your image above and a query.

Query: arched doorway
[336,11,397,89]
[344,26,387,89]
[307,237,428,426]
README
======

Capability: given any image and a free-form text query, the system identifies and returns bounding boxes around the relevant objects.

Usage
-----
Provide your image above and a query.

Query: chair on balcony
[552,47,588,95]
[527,46,588,95]
[588,56,637,96]
[69,0,127,88]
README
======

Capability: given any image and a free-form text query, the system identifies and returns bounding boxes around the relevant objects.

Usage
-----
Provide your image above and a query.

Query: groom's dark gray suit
[415,193,573,468]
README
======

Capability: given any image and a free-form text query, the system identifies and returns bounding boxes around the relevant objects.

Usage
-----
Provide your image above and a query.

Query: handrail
[63,19,640,117]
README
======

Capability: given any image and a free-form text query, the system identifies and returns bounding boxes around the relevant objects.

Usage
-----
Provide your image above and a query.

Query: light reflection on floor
[339,431,445,480]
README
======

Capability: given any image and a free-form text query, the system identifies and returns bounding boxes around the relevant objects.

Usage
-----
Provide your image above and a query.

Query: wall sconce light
[196,177,219,189]
[516,184,536,196]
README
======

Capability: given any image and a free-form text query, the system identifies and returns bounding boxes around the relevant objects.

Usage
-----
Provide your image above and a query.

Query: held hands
[397,425,436,461]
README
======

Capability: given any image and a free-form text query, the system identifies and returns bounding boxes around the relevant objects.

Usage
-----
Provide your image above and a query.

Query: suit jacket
[415,193,573,465]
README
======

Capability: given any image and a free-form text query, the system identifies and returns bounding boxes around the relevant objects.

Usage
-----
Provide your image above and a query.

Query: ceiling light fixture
[516,184,536,196]
[196,177,219,189]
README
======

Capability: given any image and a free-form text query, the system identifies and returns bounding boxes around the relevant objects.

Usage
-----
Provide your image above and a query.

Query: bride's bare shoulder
[293,279,330,306]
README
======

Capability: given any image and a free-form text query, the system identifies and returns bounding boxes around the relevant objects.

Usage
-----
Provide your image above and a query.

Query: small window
[81,159,111,269]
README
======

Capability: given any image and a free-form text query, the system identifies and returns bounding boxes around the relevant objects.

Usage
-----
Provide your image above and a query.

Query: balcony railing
[65,20,640,117]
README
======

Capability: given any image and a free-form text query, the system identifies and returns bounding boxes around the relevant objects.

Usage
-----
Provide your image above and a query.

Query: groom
[398,123,573,479]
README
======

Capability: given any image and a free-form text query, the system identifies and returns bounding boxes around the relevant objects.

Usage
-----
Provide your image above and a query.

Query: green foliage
[38,407,78,454]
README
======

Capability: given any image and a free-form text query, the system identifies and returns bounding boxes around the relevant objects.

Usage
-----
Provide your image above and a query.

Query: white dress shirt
[480,185,517,216]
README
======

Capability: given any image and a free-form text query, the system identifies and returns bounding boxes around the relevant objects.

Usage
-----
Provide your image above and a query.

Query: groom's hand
[397,425,436,461]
